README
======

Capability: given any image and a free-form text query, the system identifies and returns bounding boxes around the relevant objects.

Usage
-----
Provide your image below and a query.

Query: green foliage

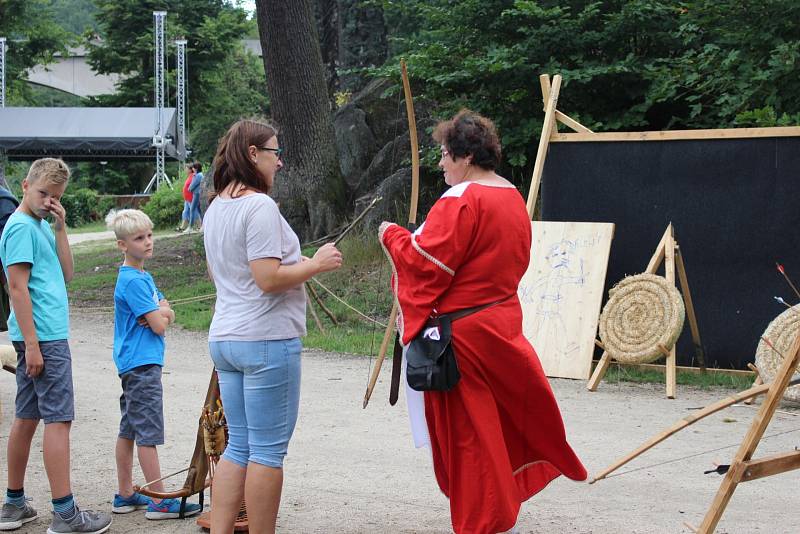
[374,0,800,184]
[45,0,98,35]
[189,44,270,159]
[87,0,262,161]
[61,188,101,227]
[142,187,184,228]
[0,0,71,105]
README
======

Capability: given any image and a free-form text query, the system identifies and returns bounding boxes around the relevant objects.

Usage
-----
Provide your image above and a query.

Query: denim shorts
[13,340,74,424]
[209,338,302,468]
[118,364,164,446]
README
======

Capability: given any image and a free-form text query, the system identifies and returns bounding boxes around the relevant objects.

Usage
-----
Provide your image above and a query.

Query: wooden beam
[539,75,558,136]
[696,332,800,533]
[601,361,754,378]
[740,450,800,482]
[589,380,776,483]
[556,111,593,134]
[551,126,800,143]
[526,74,562,218]
[645,224,671,274]
[587,352,612,391]
[675,245,706,371]
[664,225,677,399]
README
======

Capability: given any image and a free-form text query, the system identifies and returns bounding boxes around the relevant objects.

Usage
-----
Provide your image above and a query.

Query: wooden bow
[134,370,218,506]
[589,375,800,483]
[363,59,420,408]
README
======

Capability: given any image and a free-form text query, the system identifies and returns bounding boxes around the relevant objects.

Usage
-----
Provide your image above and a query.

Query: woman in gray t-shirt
[202,119,342,532]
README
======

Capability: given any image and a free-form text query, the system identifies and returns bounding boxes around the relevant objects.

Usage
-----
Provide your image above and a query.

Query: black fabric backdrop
[540,136,800,370]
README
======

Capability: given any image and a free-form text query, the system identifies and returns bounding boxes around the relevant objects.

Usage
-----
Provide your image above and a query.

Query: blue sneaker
[144,498,201,520]
[111,492,151,514]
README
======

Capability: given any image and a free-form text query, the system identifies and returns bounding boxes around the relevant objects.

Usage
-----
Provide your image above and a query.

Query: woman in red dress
[379,110,587,534]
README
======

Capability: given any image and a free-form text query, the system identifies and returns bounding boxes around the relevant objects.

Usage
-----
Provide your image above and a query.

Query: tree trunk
[256,0,345,241]
[315,0,340,102]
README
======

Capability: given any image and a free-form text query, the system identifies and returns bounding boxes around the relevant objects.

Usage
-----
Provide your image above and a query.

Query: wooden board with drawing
[518,221,615,379]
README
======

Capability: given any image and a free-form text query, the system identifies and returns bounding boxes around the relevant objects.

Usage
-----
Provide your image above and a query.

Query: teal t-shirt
[0,211,69,341]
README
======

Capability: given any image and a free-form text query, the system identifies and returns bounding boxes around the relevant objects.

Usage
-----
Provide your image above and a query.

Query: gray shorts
[13,340,75,424]
[119,364,164,446]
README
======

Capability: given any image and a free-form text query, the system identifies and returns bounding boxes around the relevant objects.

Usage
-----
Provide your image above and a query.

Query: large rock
[334,105,379,191]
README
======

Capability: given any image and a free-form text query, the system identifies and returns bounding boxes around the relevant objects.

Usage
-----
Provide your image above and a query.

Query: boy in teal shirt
[0,158,112,533]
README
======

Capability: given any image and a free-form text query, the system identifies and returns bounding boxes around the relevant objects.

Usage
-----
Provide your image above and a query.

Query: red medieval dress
[379,180,587,534]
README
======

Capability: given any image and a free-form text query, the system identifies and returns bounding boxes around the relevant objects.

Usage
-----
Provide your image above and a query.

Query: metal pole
[145,11,170,193]
[1,37,7,108]
[1,37,7,189]
[175,38,187,169]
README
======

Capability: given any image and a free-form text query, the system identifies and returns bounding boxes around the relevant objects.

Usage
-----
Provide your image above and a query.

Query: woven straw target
[755,305,800,402]
[599,273,686,364]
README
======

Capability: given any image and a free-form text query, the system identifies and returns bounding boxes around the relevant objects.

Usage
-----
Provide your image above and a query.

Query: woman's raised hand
[312,242,343,274]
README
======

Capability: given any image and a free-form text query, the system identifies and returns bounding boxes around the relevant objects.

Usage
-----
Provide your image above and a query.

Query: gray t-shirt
[203,193,306,341]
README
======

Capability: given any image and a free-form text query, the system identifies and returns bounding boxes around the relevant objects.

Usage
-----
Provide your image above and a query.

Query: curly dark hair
[432,110,501,170]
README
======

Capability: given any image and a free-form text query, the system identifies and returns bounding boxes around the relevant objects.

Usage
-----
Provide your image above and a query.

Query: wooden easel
[587,224,705,398]
[685,331,800,533]
[525,74,593,219]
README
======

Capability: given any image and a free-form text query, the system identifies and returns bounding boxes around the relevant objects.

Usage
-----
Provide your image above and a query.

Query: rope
[310,277,386,329]
[604,425,800,480]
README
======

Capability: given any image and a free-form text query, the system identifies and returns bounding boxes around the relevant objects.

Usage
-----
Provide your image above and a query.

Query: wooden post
[676,245,706,371]
[526,74,562,218]
[693,331,800,533]
[664,225,677,398]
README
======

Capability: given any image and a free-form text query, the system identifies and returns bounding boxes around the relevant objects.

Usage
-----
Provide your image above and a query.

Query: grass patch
[69,221,108,234]
[70,233,756,382]
[603,365,754,390]
[69,231,394,356]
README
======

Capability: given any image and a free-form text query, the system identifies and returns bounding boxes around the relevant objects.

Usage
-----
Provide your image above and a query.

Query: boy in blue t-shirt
[105,209,201,520]
[0,158,112,533]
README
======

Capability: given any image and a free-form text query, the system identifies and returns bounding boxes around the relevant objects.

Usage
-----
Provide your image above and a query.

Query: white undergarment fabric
[402,343,431,449]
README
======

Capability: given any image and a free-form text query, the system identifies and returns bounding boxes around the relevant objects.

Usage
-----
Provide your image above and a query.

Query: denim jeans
[181,201,191,223]
[189,197,201,227]
[209,338,302,468]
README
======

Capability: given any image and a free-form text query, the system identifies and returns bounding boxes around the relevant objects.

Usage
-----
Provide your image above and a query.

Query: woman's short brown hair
[212,119,278,195]
[432,110,501,170]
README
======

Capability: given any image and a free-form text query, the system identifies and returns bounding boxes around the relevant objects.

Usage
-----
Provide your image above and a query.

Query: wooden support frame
[587,224,704,398]
[526,74,593,219]
[684,331,800,533]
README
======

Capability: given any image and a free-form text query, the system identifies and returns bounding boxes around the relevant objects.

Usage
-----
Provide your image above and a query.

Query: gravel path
[2,312,799,533]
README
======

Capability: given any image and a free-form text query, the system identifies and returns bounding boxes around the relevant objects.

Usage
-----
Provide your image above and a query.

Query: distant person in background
[0,185,20,331]
[187,162,203,232]
[176,164,195,232]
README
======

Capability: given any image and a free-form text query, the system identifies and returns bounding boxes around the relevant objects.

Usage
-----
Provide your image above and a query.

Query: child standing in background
[106,209,201,520]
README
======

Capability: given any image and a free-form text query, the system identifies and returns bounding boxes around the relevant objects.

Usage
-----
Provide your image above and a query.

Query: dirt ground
[2,312,800,533]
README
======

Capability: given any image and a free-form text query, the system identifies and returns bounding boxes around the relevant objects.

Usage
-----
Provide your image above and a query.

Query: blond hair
[105,209,153,239]
[26,158,71,185]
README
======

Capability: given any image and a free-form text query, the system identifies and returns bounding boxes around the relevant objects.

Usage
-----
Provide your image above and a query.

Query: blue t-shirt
[112,266,165,375]
[0,212,69,341]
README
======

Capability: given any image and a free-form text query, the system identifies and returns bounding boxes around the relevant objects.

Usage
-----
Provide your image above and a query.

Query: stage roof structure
[0,107,181,161]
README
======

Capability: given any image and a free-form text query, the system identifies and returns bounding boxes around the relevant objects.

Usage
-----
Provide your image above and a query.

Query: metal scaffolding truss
[145,11,171,193]
[1,37,6,108]
[175,38,187,166]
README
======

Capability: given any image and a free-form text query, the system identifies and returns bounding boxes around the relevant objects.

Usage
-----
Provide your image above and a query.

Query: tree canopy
[374,0,800,178]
